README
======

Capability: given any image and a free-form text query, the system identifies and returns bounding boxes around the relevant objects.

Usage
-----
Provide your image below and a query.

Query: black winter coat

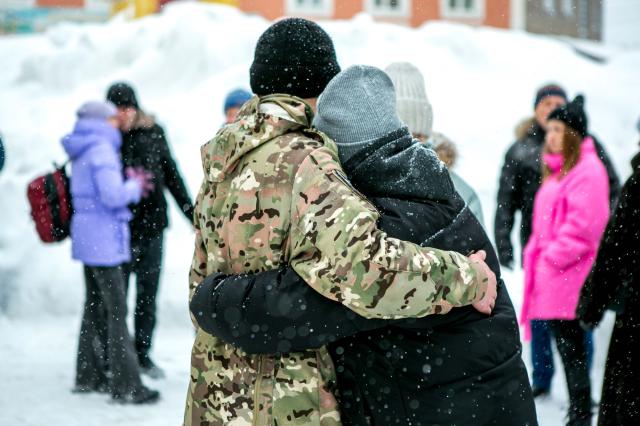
[191,128,537,426]
[120,113,194,242]
[577,151,640,426]
[494,119,620,267]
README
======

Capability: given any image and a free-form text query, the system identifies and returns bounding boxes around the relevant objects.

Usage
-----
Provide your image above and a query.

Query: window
[286,0,334,17]
[543,0,557,16]
[440,0,484,19]
[561,0,574,17]
[364,0,411,17]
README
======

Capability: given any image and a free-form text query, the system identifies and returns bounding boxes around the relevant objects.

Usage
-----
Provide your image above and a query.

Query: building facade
[524,0,602,41]
[238,0,512,29]
[0,0,607,41]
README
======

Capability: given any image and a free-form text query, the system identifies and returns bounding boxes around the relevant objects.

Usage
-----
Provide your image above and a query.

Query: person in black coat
[106,82,194,377]
[495,84,620,398]
[190,66,537,426]
[577,135,640,426]
[0,134,5,171]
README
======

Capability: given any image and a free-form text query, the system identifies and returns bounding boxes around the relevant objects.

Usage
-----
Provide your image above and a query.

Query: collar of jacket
[132,110,156,131]
[526,120,546,144]
[201,94,314,183]
[342,126,456,202]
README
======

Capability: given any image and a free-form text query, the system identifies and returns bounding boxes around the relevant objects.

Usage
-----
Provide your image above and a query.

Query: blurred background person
[62,101,158,404]
[577,117,640,425]
[0,134,4,171]
[106,82,194,379]
[385,62,485,227]
[430,132,485,228]
[223,88,252,124]
[495,83,620,398]
[520,96,610,425]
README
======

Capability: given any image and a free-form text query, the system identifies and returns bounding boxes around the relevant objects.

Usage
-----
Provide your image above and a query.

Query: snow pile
[1,1,639,320]
[1,3,639,425]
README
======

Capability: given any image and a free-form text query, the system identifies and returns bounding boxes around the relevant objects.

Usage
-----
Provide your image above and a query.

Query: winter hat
[314,65,403,165]
[250,18,341,99]
[385,62,433,137]
[534,83,568,108]
[76,101,118,121]
[224,88,252,112]
[106,82,139,109]
[547,94,588,137]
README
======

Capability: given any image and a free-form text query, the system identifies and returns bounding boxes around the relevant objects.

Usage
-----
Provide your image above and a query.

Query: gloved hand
[125,166,155,198]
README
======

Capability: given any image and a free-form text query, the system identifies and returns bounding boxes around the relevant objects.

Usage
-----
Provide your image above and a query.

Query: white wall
[603,0,640,47]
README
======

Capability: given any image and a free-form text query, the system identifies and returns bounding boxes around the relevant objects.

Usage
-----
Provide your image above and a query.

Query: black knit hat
[534,83,568,108]
[547,95,588,137]
[250,18,340,99]
[106,82,139,109]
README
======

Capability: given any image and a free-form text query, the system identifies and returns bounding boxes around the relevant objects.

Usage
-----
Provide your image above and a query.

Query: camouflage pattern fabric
[184,94,488,425]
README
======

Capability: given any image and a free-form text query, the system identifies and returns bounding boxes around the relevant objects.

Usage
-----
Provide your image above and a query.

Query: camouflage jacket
[184,94,489,425]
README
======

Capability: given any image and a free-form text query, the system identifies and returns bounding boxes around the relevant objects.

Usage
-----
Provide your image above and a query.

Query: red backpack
[27,162,73,243]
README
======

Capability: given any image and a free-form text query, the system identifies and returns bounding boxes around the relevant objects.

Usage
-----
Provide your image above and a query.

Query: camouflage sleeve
[289,146,488,320]
[188,181,209,326]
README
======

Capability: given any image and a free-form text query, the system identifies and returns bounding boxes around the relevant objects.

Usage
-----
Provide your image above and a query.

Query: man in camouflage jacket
[184,19,493,426]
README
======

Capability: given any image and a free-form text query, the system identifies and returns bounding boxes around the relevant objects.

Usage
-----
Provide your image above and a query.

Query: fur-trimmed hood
[515,117,539,140]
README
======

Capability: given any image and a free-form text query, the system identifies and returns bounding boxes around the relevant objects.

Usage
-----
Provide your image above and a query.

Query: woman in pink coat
[521,95,609,426]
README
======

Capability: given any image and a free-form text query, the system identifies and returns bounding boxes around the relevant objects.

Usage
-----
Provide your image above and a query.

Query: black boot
[112,386,160,404]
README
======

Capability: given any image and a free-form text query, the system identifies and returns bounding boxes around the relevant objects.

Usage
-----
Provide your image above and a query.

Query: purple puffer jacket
[62,118,142,266]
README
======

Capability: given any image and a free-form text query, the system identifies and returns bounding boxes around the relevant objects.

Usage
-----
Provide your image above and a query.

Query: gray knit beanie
[385,62,433,138]
[314,65,403,165]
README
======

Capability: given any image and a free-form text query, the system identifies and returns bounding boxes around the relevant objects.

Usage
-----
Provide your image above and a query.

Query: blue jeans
[530,320,593,390]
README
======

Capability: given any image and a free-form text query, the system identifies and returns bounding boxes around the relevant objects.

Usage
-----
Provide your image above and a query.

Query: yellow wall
[201,0,238,5]
[113,0,238,18]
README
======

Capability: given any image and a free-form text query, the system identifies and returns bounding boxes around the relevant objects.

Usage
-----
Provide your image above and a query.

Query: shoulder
[451,171,473,193]
[277,129,340,175]
[149,123,166,138]
[582,149,608,177]
[136,123,166,142]
[87,138,119,168]
[505,138,535,162]
[566,153,608,191]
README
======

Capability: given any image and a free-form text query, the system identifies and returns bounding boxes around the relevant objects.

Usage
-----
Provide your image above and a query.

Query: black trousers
[76,265,144,396]
[549,320,592,424]
[123,233,163,364]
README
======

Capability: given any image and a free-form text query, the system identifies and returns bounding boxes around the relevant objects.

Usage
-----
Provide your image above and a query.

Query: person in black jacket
[0,134,5,171]
[577,131,640,426]
[495,84,620,398]
[106,82,194,378]
[190,66,537,426]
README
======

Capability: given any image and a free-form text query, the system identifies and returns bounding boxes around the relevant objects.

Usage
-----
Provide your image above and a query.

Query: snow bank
[1,2,639,323]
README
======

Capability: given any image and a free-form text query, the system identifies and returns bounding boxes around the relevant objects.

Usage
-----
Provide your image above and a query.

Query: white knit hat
[385,62,433,138]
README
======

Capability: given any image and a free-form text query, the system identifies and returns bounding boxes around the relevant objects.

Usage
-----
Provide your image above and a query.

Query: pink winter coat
[521,137,609,340]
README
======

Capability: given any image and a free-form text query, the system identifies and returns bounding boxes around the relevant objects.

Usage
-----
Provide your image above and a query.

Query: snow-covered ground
[1,3,639,425]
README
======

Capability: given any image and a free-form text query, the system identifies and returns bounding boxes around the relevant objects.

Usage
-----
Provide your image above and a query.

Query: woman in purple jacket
[62,101,159,404]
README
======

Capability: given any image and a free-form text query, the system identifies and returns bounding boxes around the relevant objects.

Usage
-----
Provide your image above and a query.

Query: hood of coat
[132,109,156,130]
[342,126,455,202]
[62,118,122,159]
[201,94,315,183]
[515,117,545,142]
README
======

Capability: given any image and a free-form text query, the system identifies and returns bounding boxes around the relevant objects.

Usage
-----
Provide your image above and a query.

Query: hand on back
[469,250,497,315]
